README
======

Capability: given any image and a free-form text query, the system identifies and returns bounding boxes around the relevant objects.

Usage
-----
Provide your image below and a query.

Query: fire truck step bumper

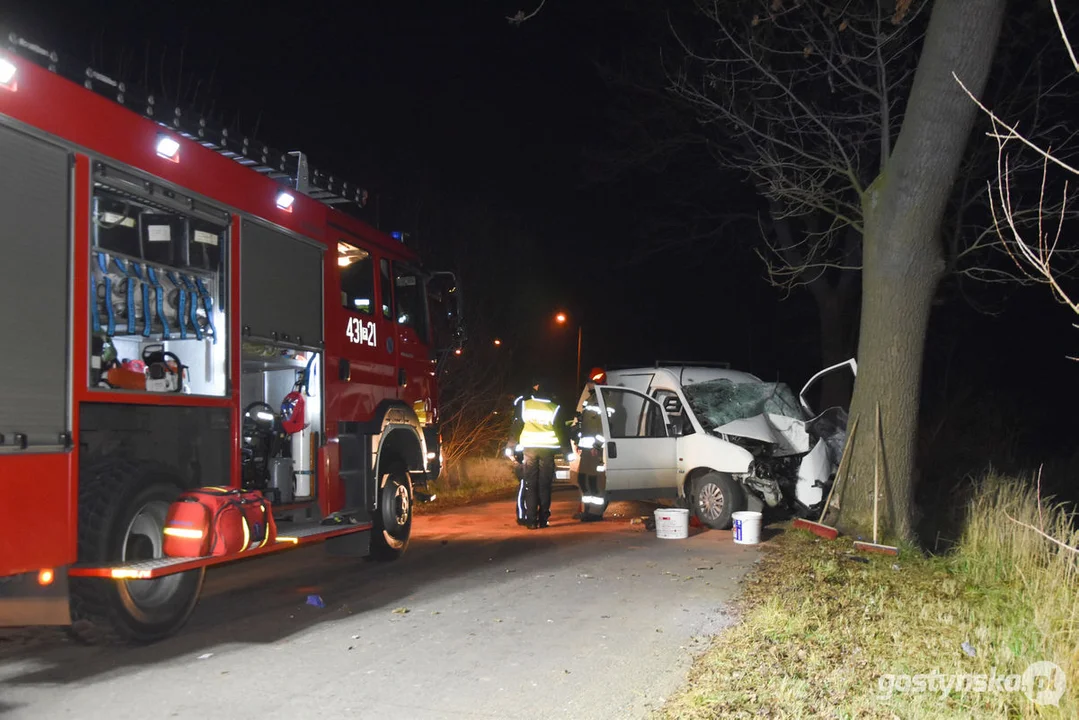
[67,521,372,581]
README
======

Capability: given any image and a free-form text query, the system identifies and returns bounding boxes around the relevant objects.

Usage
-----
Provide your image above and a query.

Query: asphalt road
[0,486,761,719]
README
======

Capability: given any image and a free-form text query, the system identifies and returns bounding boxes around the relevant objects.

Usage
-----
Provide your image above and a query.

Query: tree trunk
[813,287,855,410]
[836,0,1006,543]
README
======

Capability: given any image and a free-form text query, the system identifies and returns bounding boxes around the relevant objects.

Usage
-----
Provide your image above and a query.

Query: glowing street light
[553,311,582,389]
[493,338,502,347]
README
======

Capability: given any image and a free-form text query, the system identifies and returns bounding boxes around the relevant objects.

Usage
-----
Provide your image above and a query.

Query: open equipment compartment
[240,344,323,506]
[237,219,326,508]
[89,162,230,398]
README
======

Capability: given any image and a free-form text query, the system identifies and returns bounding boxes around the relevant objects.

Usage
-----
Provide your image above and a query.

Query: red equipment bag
[163,487,276,558]
[236,489,277,550]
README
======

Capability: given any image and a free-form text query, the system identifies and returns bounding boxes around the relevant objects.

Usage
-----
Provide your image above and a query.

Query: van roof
[606,365,762,389]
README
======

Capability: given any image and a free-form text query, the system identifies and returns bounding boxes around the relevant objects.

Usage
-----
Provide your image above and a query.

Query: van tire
[690,472,744,530]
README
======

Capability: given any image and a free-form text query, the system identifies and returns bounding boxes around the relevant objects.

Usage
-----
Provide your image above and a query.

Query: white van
[568,360,856,529]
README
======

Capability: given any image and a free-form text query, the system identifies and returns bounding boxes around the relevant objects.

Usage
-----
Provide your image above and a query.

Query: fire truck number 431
[346,317,377,347]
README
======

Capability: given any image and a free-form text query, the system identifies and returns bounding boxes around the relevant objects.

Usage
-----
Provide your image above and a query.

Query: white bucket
[732,511,763,545]
[654,508,690,539]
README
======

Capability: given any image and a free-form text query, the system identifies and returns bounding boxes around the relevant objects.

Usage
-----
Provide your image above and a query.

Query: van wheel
[69,460,204,645]
[691,472,744,530]
[370,466,412,561]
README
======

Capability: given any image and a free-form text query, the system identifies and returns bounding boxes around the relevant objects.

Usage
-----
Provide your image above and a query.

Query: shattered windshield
[683,379,806,433]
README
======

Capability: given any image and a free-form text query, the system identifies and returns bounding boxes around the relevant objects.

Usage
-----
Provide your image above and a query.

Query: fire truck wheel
[690,471,744,530]
[69,460,205,645]
[369,466,412,561]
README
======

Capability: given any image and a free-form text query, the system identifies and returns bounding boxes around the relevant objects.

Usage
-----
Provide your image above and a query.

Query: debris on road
[577,573,594,579]
[197,653,214,660]
[392,607,410,615]
[306,594,325,608]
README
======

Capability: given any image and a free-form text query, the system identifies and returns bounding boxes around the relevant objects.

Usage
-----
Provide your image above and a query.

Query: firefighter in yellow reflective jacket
[506,378,573,529]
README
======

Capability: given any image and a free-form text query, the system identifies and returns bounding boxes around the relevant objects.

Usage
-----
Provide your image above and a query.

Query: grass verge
[658,473,1077,718]
[415,456,519,514]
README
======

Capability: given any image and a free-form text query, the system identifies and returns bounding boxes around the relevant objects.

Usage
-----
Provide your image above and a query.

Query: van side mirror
[663,397,682,415]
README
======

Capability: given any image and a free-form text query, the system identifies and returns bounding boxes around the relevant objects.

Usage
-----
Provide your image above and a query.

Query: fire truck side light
[155,135,181,162]
[276,536,299,544]
[426,452,436,460]
[37,568,54,586]
[0,57,16,90]
[276,192,295,212]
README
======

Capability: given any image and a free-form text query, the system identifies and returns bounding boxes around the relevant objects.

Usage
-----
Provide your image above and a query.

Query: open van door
[799,359,858,416]
[593,386,678,493]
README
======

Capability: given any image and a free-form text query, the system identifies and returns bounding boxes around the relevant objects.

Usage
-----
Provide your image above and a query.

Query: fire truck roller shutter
[0,125,71,448]
[240,220,324,348]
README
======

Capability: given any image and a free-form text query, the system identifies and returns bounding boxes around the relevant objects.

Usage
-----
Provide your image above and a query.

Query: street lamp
[554,311,582,390]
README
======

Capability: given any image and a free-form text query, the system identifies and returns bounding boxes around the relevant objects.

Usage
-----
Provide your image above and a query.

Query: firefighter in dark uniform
[507,379,573,529]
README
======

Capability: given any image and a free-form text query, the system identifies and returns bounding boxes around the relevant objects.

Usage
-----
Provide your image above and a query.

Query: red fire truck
[0,31,464,644]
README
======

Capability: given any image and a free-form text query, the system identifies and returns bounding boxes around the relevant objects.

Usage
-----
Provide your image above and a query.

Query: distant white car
[568,360,856,529]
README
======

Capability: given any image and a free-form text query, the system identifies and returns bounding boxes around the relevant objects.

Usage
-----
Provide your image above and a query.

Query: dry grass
[657,473,1077,719]
[416,456,519,514]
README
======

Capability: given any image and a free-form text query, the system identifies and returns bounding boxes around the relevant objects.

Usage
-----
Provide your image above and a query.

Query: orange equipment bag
[163,487,276,558]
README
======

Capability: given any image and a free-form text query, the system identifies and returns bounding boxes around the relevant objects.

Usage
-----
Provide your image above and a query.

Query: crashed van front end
[682,362,855,518]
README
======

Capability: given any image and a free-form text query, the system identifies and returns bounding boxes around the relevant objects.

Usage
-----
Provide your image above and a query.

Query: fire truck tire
[369,465,412,561]
[690,471,744,530]
[69,459,205,645]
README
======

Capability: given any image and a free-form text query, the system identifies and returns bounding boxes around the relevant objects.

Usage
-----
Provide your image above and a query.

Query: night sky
[3,1,1078,486]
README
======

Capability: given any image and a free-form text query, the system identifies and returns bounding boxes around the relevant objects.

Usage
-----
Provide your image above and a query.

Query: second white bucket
[732,511,763,545]
[654,508,690,539]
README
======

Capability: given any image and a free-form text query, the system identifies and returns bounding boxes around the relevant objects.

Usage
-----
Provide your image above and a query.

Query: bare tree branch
[1051,0,1079,73]
[957,0,1079,327]
[507,0,546,26]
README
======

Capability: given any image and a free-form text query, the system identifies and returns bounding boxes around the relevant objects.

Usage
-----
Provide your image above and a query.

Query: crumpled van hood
[714,412,810,456]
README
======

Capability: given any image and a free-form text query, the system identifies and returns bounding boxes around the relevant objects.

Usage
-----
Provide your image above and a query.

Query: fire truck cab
[0,33,464,643]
